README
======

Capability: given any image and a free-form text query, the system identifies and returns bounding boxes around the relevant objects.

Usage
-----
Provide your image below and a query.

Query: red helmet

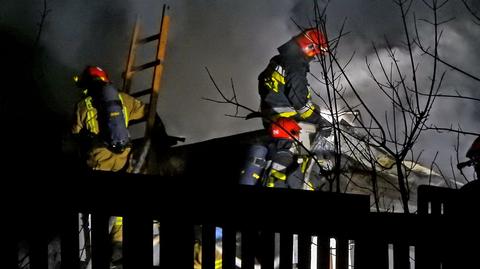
[269,117,301,140]
[75,66,110,88]
[294,28,328,57]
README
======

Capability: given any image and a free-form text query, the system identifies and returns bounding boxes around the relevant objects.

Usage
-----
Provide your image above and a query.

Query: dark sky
[2,0,480,181]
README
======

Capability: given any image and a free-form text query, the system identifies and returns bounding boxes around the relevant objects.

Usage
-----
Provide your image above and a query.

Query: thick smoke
[2,0,480,180]
[290,0,480,181]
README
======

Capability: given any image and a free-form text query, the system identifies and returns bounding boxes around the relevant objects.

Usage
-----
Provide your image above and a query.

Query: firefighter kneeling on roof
[256,28,332,188]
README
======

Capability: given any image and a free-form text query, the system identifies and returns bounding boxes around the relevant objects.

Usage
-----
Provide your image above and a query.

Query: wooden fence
[6,172,478,269]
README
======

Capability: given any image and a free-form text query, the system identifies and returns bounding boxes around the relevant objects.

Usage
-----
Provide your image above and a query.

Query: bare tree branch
[34,0,51,49]
[461,0,480,24]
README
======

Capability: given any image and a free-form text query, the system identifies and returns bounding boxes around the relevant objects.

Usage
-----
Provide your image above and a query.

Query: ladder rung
[138,33,160,44]
[131,88,153,98]
[133,60,162,72]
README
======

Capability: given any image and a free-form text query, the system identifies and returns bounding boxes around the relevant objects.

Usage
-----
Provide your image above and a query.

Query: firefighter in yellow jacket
[72,66,147,268]
[71,65,146,172]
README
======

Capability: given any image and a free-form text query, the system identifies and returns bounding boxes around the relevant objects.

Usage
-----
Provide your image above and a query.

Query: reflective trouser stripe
[301,156,309,173]
[270,168,287,181]
[215,259,222,269]
[266,177,275,188]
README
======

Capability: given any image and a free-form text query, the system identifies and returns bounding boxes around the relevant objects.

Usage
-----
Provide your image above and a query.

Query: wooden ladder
[122,4,170,173]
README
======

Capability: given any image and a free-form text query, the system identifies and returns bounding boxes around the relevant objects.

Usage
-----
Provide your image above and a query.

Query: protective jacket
[258,54,316,123]
[72,91,146,172]
[257,39,329,187]
[258,37,328,124]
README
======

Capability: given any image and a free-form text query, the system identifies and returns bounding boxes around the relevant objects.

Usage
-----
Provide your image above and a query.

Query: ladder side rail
[122,19,140,94]
[131,5,170,174]
[145,5,170,140]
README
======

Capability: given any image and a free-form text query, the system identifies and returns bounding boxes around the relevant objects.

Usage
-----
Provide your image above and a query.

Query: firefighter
[193,227,223,269]
[71,65,148,172]
[71,66,176,268]
[258,28,331,187]
[457,136,480,179]
[71,66,147,267]
[466,136,480,178]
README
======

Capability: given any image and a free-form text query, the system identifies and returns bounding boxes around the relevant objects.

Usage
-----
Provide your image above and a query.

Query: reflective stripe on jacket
[71,92,147,172]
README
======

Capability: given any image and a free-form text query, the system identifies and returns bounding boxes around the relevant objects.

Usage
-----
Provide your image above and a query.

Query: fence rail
[7,172,478,269]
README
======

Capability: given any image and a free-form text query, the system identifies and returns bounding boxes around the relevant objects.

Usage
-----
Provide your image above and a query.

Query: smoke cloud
[2,0,480,180]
